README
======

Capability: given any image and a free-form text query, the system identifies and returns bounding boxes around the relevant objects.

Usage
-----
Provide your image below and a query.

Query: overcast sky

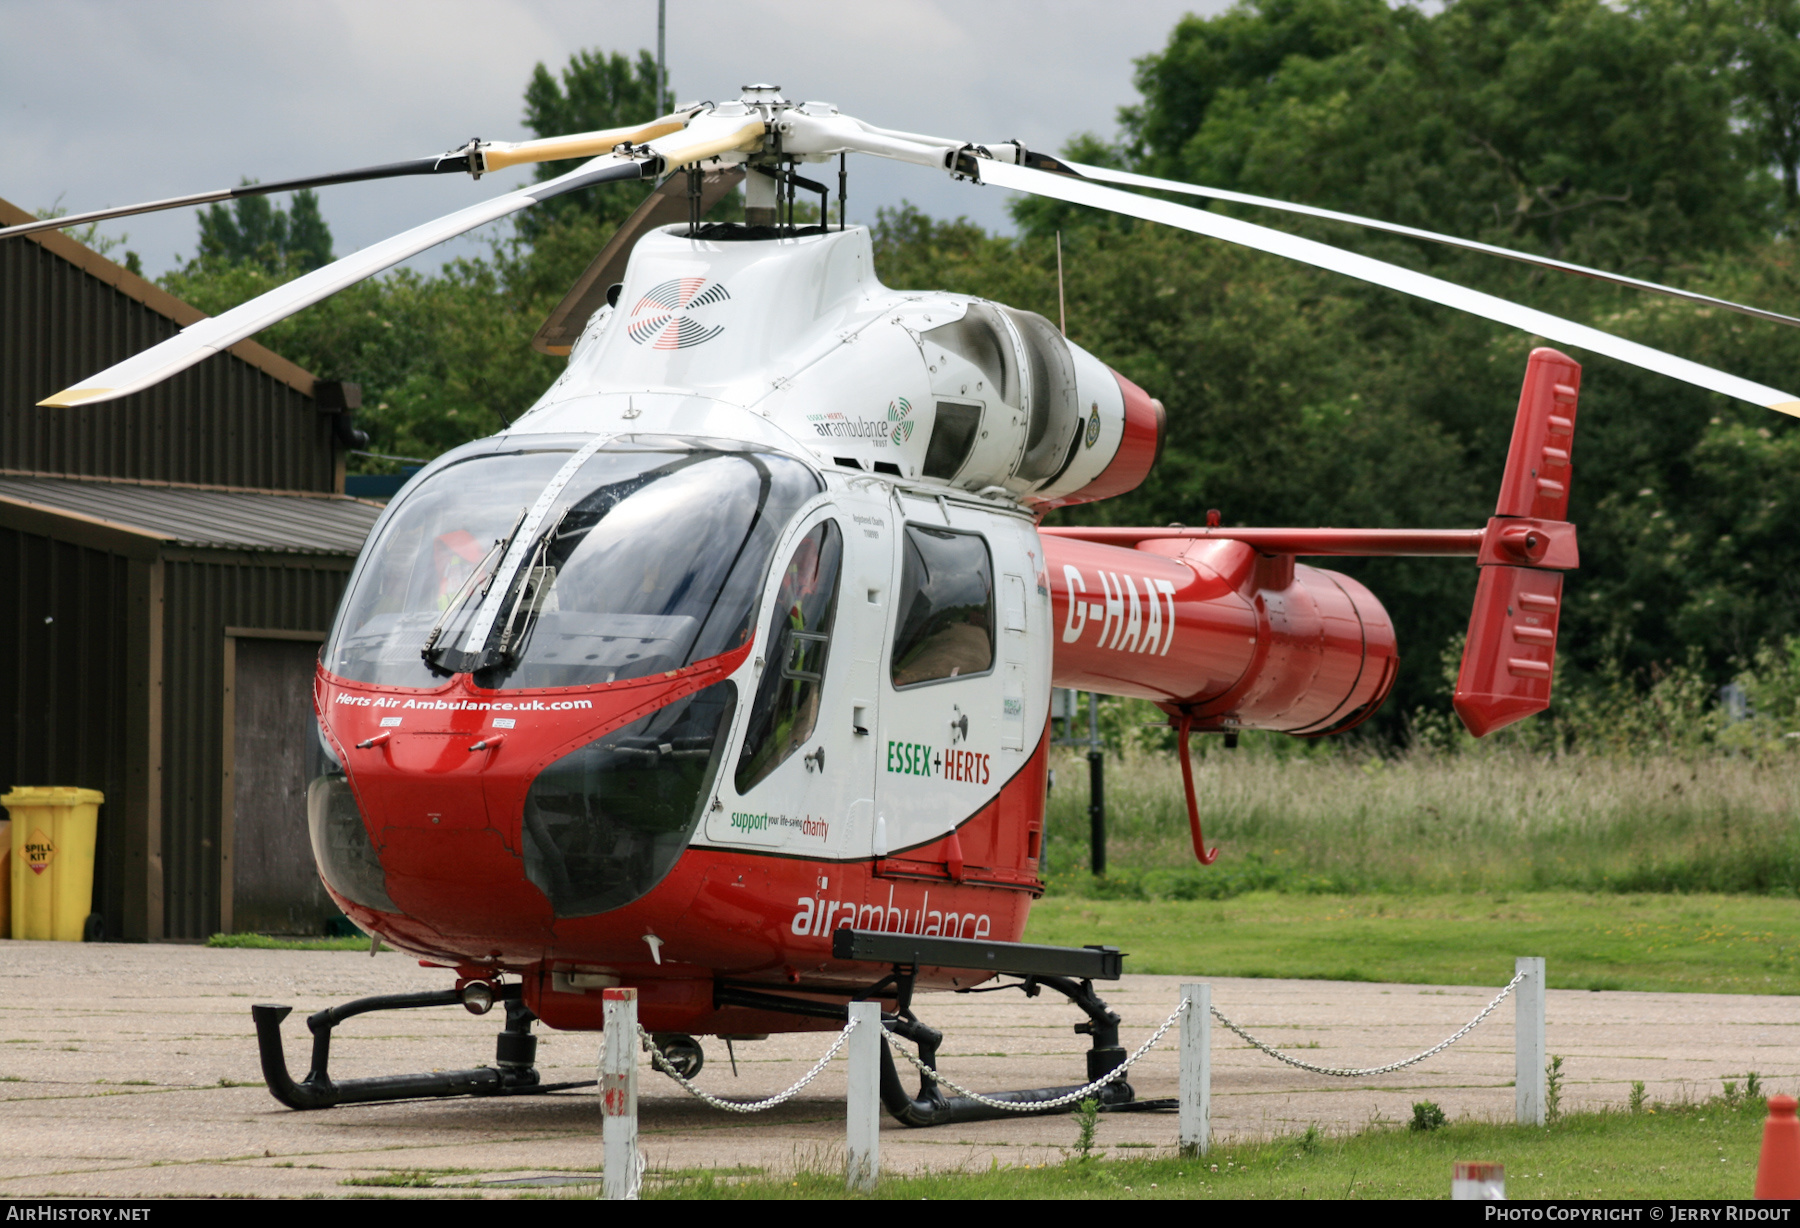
[2,0,1227,280]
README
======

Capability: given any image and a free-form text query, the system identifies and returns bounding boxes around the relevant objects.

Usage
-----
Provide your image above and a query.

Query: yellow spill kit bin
[4,787,103,941]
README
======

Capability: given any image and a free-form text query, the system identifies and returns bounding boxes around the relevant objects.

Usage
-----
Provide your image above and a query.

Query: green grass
[205,933,369,951]
[650,1096,1769,1199]
[341,1171,458,1188]
[1045,745,1800,896]
[1023,890,1800,992]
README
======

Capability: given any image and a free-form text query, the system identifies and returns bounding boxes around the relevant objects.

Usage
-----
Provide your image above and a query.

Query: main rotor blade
[1062,162,1800,331]
[1,115,694,243]
[0,158,468,242]
[38,112,765,408]
[38,157,643,407]
[978,160,1800,417]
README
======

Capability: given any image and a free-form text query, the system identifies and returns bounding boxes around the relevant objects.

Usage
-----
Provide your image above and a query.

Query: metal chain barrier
[637,1017,859,1113]
[883,998,1190,1112]
[1210,970,1527,1077]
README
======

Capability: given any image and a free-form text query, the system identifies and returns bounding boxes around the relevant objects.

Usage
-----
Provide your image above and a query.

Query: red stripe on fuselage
[319,652,1049,1032]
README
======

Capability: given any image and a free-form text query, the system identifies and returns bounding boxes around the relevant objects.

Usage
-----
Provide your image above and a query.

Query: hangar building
[0,196,382,941]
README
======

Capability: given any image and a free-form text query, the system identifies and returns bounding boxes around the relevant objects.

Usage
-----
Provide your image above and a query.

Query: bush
[1409,1101,1447,1132]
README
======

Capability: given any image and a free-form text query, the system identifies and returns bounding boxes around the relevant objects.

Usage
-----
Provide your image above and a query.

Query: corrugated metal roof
[0,476,381,555]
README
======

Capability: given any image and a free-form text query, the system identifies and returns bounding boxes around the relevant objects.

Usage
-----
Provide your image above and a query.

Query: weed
[1546,1055,1566,1123]
[206,933,369,952]
[1409,1101,1447,1132]
[1297,1124,1323,1154]
[1074,1098,1100,1160]
[1722,1079,1744,1108]
[1747,1072,1763,1099]
[1629,1081,1647,1114]
[341,1171,442,1188]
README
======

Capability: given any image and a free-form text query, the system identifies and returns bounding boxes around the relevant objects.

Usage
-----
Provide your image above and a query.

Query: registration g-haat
[1059,564,1178,655]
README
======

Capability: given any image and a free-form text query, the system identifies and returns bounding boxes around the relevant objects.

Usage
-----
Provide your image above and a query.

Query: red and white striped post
[602,987,639,1200]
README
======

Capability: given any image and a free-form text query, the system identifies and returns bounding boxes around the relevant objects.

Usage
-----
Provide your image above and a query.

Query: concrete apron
[0,941,1793,1198]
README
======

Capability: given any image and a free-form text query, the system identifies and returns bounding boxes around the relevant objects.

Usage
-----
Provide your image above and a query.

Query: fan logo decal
[626,277,731,349]
[888,397,914,444]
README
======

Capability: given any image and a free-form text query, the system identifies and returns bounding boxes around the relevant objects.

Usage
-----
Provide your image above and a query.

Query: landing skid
[252,984,593,1110]
[251,932,1168,1123]
[711,928,1176,1127]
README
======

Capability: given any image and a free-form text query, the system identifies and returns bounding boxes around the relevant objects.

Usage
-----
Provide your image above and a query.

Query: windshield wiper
[420,507,525,672]
[492,509,571,667]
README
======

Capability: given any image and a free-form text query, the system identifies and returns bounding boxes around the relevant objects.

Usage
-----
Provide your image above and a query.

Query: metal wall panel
[160,556,350,939]
[0,528,133,934]
[1,236,338,493]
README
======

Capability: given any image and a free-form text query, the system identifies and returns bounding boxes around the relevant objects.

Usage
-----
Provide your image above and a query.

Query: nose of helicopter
[315,647,744,956]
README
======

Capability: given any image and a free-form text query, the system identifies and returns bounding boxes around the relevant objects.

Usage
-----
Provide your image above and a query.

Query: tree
[516,48,671,243]
[1115,0,1768,266]
[31,204,142,275]
[1722,0,1800,219]
[195,186,334,272]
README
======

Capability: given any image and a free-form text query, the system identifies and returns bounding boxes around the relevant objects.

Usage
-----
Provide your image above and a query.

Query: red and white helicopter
[13,86,1798,1121]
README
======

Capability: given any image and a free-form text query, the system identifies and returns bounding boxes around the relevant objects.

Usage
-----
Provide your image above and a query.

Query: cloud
[1,0,1223,278]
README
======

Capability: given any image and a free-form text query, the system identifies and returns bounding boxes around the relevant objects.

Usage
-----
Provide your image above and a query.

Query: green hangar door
[223,632,335,935]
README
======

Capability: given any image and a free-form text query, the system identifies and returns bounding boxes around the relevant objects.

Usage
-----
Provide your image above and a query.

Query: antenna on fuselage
[1056,230,1067,337]
[656,0,667,111]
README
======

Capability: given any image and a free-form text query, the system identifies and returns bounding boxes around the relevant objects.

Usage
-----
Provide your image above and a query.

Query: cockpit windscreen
[326,436,820,689]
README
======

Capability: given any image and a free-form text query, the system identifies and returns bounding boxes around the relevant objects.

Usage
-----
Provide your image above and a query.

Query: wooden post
[1179,983,1210,1157]
[1515,957,1546,1126]
[846,1001,881,1191]
[602,988,640,1200]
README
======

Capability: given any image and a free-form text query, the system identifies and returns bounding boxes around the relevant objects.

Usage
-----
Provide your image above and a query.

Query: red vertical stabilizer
[1453,348,1582,737]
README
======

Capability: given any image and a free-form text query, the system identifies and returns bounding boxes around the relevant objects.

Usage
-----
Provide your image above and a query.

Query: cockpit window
[326,436,821,689]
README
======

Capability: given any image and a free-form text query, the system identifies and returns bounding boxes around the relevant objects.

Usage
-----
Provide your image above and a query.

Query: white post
[1515,957,1546,1127]
[846,1002,881,1192]
[1453,1161,1507,1200]
[602,988,640,1200]
[1179,983,1210,1157]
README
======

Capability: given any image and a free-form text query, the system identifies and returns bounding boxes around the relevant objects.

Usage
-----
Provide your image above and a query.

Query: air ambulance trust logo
[888,397,914,445]
[626,277,731,349]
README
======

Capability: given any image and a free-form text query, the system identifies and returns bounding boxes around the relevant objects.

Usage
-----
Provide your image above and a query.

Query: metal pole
[1087,692,1105,876]
[846,1002,881,1192]
[656,0,667,110]
[602,987,640,1199]
[1515,956,1545,1126]
[1179,983,1210,1157]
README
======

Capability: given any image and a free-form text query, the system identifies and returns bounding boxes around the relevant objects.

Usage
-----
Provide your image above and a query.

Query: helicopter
[10,85,1797,1123]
